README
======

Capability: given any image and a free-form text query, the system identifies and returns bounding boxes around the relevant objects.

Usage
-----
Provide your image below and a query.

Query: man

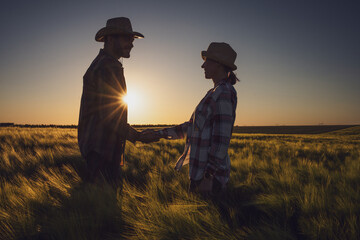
[78,17,156,185]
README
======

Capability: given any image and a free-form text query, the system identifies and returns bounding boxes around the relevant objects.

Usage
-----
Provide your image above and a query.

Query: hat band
[203,52,237,71]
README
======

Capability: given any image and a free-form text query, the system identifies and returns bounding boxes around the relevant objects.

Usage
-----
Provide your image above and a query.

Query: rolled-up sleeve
[160,121,190,139]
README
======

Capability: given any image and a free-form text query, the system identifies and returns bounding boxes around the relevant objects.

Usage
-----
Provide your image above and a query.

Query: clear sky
[0,0,359,126]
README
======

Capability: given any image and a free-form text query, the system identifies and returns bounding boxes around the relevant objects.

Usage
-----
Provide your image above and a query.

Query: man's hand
[138,129,161,143]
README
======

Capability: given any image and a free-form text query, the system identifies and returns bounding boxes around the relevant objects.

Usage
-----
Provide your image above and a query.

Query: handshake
[137,129,164,143]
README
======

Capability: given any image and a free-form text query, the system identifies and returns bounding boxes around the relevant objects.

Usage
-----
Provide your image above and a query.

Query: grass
[0,126,359,239]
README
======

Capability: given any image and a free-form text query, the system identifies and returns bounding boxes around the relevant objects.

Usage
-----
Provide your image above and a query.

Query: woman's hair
[225,67,240,85]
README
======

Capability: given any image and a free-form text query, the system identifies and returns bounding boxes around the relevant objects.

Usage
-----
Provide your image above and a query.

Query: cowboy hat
[201,42,237,71]
[95,17,144,42]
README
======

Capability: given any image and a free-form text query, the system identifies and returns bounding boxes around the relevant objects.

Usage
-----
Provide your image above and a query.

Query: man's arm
[97,63,139,142]
[138,122,189,143]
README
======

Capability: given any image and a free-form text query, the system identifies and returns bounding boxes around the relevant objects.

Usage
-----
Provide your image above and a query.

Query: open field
[0,126,359,239]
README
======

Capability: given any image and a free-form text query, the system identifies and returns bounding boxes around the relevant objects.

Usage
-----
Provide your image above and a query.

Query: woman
[157,42,238,197]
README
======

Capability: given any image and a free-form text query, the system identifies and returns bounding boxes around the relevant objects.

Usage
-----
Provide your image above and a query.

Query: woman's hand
[198,172,214,196]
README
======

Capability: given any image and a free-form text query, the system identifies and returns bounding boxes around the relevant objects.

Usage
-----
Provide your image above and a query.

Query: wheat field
[0,126,359,239]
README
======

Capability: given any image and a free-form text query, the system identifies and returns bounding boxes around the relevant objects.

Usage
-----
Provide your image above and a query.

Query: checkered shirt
[160,80,237,186]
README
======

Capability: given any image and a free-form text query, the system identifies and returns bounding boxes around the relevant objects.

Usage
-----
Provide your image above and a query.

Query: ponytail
[224,66,239,85]
[228,71,239,85]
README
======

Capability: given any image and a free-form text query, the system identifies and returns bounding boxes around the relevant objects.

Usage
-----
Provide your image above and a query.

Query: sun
[118,88,147,123]
[122,91,138,109]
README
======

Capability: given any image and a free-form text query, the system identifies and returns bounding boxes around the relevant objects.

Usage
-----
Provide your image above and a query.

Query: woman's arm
[159,121,190,139]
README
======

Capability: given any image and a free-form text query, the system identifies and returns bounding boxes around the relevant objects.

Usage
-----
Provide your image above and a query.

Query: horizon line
[1,123,359,128]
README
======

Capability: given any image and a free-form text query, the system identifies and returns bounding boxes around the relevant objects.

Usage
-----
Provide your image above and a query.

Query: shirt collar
[214,78,229,88]
[99,48,122,64]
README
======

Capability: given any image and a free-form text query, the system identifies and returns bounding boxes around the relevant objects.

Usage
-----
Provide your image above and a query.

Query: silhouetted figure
[78,17,154,186]
[143,42,239,225]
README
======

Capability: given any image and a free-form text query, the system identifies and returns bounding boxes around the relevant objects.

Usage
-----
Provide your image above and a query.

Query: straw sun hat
[95,17,144,42]
[202,42,237,71]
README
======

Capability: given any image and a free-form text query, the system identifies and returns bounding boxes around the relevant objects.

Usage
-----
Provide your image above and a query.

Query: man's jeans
[84,151,122,188]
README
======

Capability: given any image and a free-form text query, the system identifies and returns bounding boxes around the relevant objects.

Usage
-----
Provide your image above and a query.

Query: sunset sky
[0,0,359,126]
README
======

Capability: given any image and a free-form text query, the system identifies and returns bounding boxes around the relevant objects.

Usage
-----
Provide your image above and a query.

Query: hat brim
[95,27,144,42]
[201,51,237,71]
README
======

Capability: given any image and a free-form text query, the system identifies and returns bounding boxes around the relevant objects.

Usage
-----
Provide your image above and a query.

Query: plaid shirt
[78,49,136,164]
[160,80,237,186]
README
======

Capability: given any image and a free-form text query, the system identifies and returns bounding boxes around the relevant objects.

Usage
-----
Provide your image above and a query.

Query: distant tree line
[0,123,77,128]
[0,123,15,127]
